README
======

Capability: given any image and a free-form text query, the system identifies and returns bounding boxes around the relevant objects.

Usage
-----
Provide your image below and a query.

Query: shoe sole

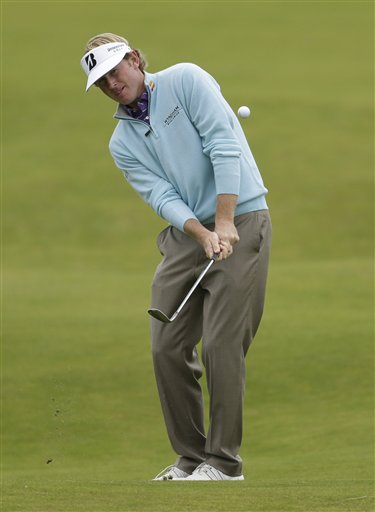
[176,476,244,481]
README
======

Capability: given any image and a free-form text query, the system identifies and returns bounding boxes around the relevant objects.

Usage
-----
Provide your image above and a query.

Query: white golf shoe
[183,463,244,481]
[152,464,190,481]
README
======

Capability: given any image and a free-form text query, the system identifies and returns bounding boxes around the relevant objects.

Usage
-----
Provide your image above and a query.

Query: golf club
[148,254,218,323]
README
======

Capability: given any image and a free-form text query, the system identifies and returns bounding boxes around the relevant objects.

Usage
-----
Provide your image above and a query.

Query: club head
[148,308,173,323]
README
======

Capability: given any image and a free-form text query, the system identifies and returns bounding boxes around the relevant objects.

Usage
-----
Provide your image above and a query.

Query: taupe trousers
[150,210,272,477]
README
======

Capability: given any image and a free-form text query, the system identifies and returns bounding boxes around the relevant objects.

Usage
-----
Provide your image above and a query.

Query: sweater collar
[114,72,157,120]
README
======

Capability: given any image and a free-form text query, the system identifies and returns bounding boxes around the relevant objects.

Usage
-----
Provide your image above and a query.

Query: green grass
[3,476,373,512]
[2,1,374,511]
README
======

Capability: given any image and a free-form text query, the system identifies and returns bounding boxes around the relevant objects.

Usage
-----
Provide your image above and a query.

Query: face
[95,52,145,106]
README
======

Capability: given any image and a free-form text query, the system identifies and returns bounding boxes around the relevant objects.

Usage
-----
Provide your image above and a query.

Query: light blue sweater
[109,63,268,232]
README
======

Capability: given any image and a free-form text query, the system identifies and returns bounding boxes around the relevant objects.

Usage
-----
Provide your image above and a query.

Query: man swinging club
[80,33,272,481]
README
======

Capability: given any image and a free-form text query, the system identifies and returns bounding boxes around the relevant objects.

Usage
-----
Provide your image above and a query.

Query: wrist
[215,217,235,226]
[215,194,238,224]
[183,218,210,242]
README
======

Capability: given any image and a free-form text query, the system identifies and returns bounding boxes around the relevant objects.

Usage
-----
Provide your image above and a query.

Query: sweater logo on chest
[164,106,182,126]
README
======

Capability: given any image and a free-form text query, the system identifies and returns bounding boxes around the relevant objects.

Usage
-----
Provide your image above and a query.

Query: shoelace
[194,463,206,472]
[154,464,178,480]
[194,463,225,480]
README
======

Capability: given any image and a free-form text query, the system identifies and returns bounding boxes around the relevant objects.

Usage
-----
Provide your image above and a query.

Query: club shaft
[174,258,215,316]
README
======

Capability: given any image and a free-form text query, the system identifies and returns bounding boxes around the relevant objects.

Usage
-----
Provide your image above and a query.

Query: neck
[126,82,146,108]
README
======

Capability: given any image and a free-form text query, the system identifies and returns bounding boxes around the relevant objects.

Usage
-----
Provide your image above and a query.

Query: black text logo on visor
[85,53,97,71]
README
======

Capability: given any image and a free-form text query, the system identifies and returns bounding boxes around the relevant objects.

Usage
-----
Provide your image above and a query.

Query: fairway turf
[2,1,374,511]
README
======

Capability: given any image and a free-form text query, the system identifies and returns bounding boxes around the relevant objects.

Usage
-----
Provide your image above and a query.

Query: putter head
[148,308,172,323]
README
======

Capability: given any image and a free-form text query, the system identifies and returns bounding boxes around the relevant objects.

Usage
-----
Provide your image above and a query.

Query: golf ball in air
[237,106,251,118]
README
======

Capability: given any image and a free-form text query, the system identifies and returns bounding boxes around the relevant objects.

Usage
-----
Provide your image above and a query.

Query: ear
[128,50,140,68]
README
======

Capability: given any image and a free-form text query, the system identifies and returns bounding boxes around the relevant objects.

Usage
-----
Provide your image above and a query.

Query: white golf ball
[237,106,251,118]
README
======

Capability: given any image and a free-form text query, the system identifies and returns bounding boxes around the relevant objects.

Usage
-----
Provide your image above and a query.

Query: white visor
[80,42,132,91]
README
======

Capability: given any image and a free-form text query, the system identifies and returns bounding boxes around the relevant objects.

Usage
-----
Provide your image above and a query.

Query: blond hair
[84,32,148,72]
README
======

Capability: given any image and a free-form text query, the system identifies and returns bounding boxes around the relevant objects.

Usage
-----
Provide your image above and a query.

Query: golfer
[80,33,272,481]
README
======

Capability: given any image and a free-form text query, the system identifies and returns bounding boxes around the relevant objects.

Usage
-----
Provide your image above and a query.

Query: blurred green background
[2,1,373,511]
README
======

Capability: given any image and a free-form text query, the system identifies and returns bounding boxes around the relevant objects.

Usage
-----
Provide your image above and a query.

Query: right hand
[183,219,220,259]
[184,219,230,260]
[199,230,222,260]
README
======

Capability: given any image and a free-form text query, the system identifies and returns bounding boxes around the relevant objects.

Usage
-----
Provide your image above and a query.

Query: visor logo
[85,53,97,71]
